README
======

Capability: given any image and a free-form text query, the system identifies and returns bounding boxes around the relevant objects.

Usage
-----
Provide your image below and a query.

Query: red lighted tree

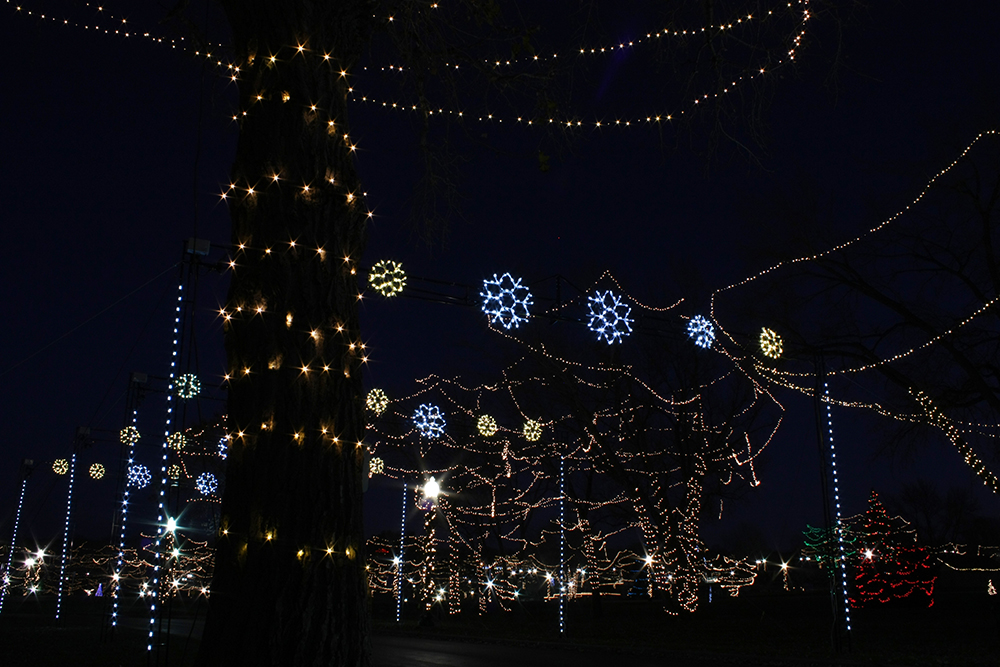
[850,490,937,608]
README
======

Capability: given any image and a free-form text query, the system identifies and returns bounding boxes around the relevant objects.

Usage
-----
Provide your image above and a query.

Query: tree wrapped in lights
[849,490,937,608]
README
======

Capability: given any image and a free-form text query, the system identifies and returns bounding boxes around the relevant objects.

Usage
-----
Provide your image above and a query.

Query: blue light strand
[55,453,77,620]
[148,282,184,652]
[824,382,851,633]
[0,476,29,614]
[558,453,565,634]
[396,483,407,623]
[111,409,139,628]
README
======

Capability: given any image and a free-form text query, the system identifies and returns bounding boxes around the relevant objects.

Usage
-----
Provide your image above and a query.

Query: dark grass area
[2,586,998,666]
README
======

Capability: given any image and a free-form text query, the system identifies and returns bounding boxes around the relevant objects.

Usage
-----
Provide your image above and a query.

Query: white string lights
[587,290,633,344]
[481,272,533,330]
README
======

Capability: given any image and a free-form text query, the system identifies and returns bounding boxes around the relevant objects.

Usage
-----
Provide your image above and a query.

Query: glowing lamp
[423,476,441,500]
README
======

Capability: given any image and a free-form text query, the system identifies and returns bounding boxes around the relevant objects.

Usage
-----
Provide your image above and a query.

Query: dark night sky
[1,1,999,554]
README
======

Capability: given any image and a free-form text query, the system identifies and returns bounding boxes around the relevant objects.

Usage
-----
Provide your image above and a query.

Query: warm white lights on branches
[759,327,783,359]
[477,415,498,437]
[369,260,407,297]
[367,388,390,415]
[413,403,446,438]
[52,459,69,475]
[687,315,715,349]
[176,373,202,399]
[481,272,533,329]
[196,472,219,495]
[587,290,633,344]
[127,464,152,489]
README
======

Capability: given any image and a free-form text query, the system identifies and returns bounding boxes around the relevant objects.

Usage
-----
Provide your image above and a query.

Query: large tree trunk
[200,3,374,665]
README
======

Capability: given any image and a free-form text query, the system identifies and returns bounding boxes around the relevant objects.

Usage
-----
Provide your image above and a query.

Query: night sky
[2,0,999,555]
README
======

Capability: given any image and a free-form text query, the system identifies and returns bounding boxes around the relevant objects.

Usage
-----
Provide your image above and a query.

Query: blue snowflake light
[686,315,715,349]
[195,472,218,496]
[127,464,152,489]
[217,436,229,459]
[587,290,633,344]
[413,403,446,439]
[481,272,533,329]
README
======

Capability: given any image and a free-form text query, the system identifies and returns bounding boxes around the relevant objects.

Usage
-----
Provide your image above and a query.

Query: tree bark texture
[200,3,375,665]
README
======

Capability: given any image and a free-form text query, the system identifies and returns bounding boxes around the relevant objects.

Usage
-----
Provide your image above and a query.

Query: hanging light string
[0,473,30,614]
[55,453,77,620]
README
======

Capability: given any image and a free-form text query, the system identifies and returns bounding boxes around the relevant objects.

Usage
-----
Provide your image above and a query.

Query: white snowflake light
[481,272,533,329]
[167,432,187,451]
[477,415,498,437]
[120,426,140,446]
[523,419,542,442]
[52,459,69,475]
[413,403,446,439]
[89,463,105,480]
[587,290,633,344]
[195,472,218,495]
[366,388,389,415]
[369,457,385,477]
[127,464,152,489]
[686,315,715,349]
[369,260,407,297]
[176,374,201,400]
[759,327,783,359]
[217,436,229,459]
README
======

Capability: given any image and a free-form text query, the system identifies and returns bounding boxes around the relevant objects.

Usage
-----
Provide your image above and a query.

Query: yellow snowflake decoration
[89,463,105,480]
[120,426,140,446]
[759,327,783,359]
[369,457,384,477]
[52,459,69,475]
[477,415,498,437]
[168,464,182,480]
[523,419,542,442]
[366,388,389,415]
[167,432,188,451]
[369,260,406,297]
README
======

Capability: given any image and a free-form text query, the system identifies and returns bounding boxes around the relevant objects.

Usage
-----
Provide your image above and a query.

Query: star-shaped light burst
[477,415,498,437]
[366,388,389,415]
[413,403,446,439]
[89,463,105,480]
[196,472,219,495]
[176,373,201,400]
[481,272,533,329]
[759,327,783,359]
[369,260,407,297]
[686,315,715,349]
[52,459,69,475]
[587,290,633,344]
[127,464,152,489]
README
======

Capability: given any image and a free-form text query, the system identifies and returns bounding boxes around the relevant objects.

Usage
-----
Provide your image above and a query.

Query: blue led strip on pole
[111,408,140,629]
[148,281,185,654]
[396,483,406,623]
[55,453,77,620]
[0,474,29,614]
[558,453,565,634]
[824,382,852,634]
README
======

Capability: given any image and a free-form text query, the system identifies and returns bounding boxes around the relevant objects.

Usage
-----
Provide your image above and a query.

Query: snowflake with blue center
[127,464,152,489]
[481,272,533,329]
[587,290,633,344]
[413,403,446,439]
[686,315,715,349]
[195,472,219,496]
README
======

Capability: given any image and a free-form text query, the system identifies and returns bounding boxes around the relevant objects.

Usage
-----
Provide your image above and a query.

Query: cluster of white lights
[89,463,105,480]
[195,472,219,495]
[759,327,783,359]
[477,414,498,437]
[523,419,542,442]
[167,432,188,451]
[686,315,715,349]
[176,373,201,399]
[413,403,446,438]
[587,290,633,344]
[168,464,182,480]
[120,426,140,445]
[52,459,69,475]
[481,272,533,329]
[369,457,385,476]
[127,463,152,489]
[217,436,229,459]
[367,388,390,415]
[369,260,407,297]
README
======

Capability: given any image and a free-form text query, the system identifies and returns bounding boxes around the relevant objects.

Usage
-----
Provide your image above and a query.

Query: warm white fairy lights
[195,472,219,496]
[523,419,542,442]
[759,327,783,359]
[89,463,106,480]
[120,425,140,445]
[477,414,498,437]
[176,373,201,399]
[587,290,633,343]
[367,388,390,415]
[369,457,385,476]
[686,315,715,349]
[413,403,446,438]
[52,458,69,475]
[481,272,533,329]
[168,464,181,480]
[167,432,188,451]
[369,260,407,297]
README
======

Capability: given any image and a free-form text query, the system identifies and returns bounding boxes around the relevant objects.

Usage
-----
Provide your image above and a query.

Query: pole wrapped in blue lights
[55,452,77,620]
[0,462,32,615]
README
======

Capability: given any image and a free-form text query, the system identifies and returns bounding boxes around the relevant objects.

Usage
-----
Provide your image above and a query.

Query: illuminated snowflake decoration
[587,290,633,344]
[168,464,181,480]
[759,327,783,359]
[217,436,229,459]
[366,388,389,415]
[413,403,446,439]
[89,463,105,480]
[686,315,715,349]
[369,457,385,477]
[127,464,152,489]
[120,426,140,446]
[52,459,69,475]
[195,472,219,496]
[477,415,498,437]
[176,374,201,400]
[523,419,542,442]
[481,272,533,329]
[369,260,407,297]
[167,432,187,451]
